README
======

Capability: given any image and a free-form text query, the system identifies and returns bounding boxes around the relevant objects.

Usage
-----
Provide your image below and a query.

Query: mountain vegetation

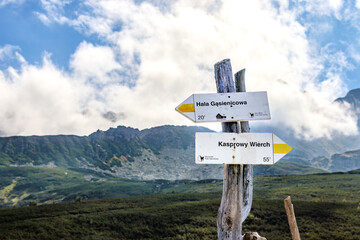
[0,164,317,208]
[1,89,360,210]
[0,164,354,209]
[0,125,223,180]
[1,89,360,182]
[0,124,330,182]
[0,171,359,239]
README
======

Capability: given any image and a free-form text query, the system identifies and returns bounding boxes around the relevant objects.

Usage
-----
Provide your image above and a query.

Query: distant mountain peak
[89,125,140,140]
[335,88,360,109]
[345,88,360,97]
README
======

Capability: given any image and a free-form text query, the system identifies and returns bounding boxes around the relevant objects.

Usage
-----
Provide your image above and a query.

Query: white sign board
[175,91,270,122]
[195,132,292,165]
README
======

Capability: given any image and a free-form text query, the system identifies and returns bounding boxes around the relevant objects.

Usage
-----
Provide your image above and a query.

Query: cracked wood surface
[215,59,253,240]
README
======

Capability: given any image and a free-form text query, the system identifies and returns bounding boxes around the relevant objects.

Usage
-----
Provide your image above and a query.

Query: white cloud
[34,12,52,25]
[349,44,360,63]
[70,42,122,84]
[295,0,344,18]
[0,45,27,71]
[0,0,358,139]
[34,0,71,25]
[0,53,121,136]
[71,0,356,139]
[0,45,21,61]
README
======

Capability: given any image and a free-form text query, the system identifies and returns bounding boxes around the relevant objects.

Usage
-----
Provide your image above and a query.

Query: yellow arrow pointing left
[177,103,195,113]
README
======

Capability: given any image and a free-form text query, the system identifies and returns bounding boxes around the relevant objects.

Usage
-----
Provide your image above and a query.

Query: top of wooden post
[235,69,246,93]
[214,59,235,94]
[214,59,239,133]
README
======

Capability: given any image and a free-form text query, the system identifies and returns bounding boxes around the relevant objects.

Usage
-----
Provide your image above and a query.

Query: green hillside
[254,160,326,176]
[0,166,204,208]
[1,170,360,239]
[1,165,359,206]
[0,125,331,181]
[0,163,333,208]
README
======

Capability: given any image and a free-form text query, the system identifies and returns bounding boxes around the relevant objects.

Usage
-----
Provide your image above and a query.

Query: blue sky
[0,1,93,69]
[0,0,359,139]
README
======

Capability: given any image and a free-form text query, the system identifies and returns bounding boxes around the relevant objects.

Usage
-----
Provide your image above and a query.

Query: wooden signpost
[175,59,292,239]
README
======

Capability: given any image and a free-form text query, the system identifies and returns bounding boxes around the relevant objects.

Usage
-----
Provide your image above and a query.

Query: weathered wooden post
[284,196,301,240]
[235,69,253,224]
[176,58,291,240]
[215,59,252,239]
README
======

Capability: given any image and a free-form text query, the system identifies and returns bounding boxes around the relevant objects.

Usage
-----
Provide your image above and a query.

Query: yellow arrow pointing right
[273,144,292,154]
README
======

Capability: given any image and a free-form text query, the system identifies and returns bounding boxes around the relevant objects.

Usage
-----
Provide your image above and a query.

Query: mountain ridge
[1,88,360,179]
[0,124,328,180]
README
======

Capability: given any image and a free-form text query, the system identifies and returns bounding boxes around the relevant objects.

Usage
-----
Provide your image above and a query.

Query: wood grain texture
[235,69,253,223]
[215,59,243,240]
[284,196,301,240]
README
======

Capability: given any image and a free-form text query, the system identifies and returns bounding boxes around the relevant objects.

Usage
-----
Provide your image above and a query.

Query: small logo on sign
[249,112,254,118]
[199,156,205,162]
[216,113,226,119]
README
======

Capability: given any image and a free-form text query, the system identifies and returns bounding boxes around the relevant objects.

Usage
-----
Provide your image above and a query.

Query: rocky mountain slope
[300,88,360,172]
[0,125,223,180]
[258,88,360,171]
[0,124,326,180]
[310,149,360,172]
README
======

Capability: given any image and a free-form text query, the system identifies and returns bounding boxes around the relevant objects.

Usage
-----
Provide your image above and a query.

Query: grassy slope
[0,166,359,208]
[0,171,360,239]
[255,160,327,176]
[161,172,360,203]
[0,194,359,240]
[254,172,360,202]
[0,166,195,207]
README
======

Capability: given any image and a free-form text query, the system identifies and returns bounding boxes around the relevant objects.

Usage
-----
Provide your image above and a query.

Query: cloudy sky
[0,0,360,139]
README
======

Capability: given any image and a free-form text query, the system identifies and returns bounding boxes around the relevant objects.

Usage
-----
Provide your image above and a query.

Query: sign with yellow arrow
[195,132,292,165]
[175,92,270,122]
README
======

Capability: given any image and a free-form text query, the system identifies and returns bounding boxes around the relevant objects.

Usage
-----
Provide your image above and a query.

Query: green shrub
[75,196,82,203]
[29,201,37,206]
